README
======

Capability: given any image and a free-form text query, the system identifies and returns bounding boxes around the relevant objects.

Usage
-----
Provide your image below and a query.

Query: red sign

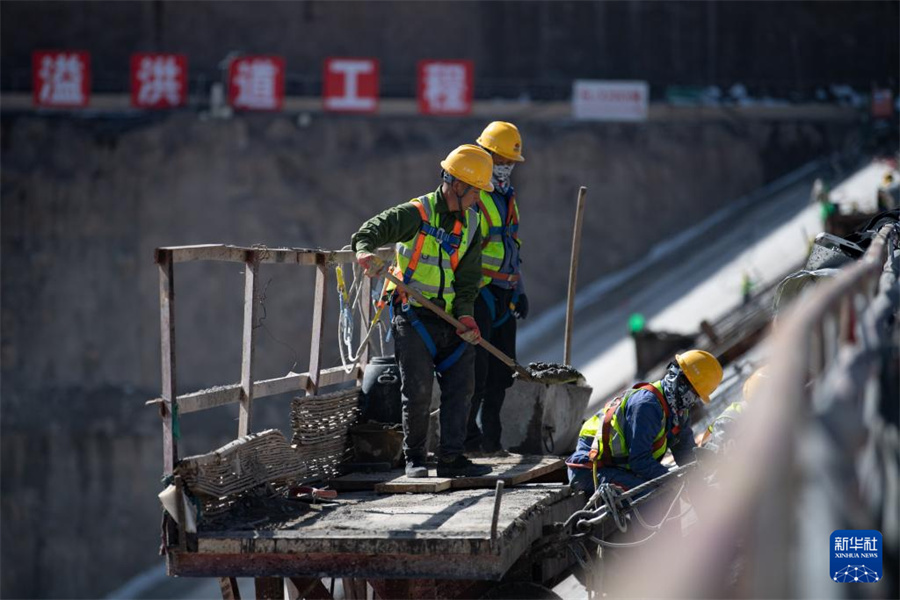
[228,55,285,111]
[323,58,379,113]
[417,60,473,115]
[130,53,188,109]
[32,50,91,108]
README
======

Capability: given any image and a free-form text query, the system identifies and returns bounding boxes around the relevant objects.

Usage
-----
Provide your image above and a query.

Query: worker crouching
[566,350,723,493]
[352,145,495,479]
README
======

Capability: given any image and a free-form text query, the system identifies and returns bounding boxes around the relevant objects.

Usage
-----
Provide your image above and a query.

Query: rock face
[0,110,859,598]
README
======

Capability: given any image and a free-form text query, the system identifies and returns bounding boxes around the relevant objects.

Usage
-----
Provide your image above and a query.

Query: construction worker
[877,171,900,211]
[701,366,767,452]
[352,145,493,479]
[566,350,723,493]
[466,121,528,454]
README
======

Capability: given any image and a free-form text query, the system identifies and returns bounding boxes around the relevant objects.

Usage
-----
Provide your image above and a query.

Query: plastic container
[359,355,402,424]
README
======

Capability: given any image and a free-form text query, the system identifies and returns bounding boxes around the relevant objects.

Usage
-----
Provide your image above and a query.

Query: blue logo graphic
[830,529,882,583]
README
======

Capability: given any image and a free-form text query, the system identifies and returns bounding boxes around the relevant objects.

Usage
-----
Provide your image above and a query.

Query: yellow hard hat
[742,367,769,401]
[675,350,723,403]
[441,144,494,192]
[476,121,525,163]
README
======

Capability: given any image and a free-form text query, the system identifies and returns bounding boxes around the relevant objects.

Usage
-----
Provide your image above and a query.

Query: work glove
[513,293,529,320]
[356,251,385,278]
[456,315,481,344]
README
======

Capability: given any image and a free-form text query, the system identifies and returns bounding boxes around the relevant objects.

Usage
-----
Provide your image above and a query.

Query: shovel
[382,271,537,381]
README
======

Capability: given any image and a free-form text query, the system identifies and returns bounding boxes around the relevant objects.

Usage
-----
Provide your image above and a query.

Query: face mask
[492,163,515,193]
[662,363,700,415]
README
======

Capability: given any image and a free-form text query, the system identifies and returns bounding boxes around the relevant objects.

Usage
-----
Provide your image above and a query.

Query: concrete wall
[0,109,862,598]
[2,1,898,95]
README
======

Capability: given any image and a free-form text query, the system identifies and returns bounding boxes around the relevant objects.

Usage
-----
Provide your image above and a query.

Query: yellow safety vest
[579,382,670,469]
[477,190,520,287]
[700,401,745,444]
[391,193,478,314]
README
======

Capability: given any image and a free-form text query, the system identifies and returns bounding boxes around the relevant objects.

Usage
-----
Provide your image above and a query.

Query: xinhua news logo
[830,530,882,583]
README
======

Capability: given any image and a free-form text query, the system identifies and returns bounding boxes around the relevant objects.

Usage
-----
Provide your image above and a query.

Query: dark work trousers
[466,285,517,453]
[391,307,475,464]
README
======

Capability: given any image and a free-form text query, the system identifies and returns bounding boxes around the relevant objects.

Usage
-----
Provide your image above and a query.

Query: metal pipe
[490,480,505,545]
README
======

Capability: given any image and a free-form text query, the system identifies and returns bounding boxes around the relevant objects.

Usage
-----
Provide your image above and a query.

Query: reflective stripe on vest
[392,192,478,314]
[579,382,670,468]
[477,190,520,286]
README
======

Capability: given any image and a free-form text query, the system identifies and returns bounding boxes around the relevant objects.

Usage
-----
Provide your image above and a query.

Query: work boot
[404,459,428,478]
[436,455,492,478]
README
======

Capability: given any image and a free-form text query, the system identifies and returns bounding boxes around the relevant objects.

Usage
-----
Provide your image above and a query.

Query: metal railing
[606,220,899,598]
[146,243,392,476]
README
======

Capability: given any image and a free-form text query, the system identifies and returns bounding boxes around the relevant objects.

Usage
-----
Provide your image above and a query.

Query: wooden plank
[370,456,565,494]
[564,186,587,365]
[374,473,453,494]
[451,456,565,489]
[255,577,284,600]
[173,366,360,414]
[238,252,260,437]
[157,249,178,475]
[219,577,241,600]
[326,471,392,492]
[306,254,328,394]
[162,244,394,265]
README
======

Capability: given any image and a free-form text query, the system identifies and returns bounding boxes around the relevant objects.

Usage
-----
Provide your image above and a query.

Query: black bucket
[359,355,402,424]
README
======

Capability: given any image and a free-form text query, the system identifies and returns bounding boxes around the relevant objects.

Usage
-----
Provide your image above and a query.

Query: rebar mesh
[176,429,309,516]
[173,388,360,518]
[290,387,360,480]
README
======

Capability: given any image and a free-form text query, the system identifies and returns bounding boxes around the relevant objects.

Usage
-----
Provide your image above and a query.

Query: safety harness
[567,383,676,485]
[478,286,520,329]
[389,197,470,373]
[477,193,520,284]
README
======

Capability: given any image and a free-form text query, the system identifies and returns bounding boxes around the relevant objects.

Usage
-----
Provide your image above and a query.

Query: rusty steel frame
[152,244,393,474]
[168,551,510,581]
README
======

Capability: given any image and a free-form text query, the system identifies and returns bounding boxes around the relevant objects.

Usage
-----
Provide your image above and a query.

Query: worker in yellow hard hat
[566,350,723,493]
[701,366,767,451]
[465,122,527,455]
[352,145,494,479]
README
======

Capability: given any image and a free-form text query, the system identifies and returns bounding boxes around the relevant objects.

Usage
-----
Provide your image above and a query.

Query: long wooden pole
[564,186,588,366]
[382,272,534,381]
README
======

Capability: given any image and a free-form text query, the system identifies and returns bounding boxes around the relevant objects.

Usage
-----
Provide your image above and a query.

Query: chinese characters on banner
[33,50,91,108]
[323,58,379,113]
[228,55,285,111]
[418,60,473,115]
[31,53,486,115]
[131,53,187,109]
[572,80,649,121]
